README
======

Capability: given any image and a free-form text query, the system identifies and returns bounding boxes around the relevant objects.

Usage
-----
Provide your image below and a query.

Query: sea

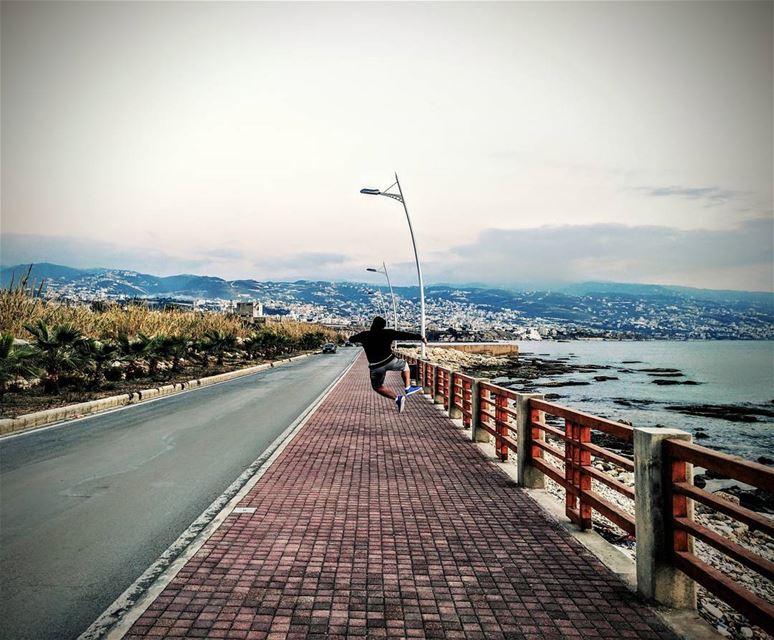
[498,340,774,463]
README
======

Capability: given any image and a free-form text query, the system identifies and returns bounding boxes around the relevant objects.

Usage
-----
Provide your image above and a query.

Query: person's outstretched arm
[349,331,368,344]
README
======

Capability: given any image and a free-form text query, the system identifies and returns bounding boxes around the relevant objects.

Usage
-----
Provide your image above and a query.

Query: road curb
[0,353,314,438]
[78,352,359,640]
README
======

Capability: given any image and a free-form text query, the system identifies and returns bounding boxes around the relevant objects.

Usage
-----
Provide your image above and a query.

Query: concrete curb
[0,353,314,437]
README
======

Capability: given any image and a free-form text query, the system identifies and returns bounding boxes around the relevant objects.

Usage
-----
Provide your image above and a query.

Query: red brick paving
[125,354,674,639]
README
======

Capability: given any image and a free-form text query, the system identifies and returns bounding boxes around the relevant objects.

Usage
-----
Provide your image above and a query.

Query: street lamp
[360,173,426,358]
[366,262,398,330]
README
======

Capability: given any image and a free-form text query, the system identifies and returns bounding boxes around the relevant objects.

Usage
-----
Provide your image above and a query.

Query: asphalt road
[0,349,358,640]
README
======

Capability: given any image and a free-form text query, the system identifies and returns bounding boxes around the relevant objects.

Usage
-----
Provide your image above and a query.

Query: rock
[740,627,753,639]
[718,485,774,513]
[664,403,774,422]
[538,380,592,387]
[593,375,619,382]
[757,456,774,465]
[713,491,740,505]
[694,432,710,440]
[646,372,684,377]
[652,379,681,385]
[694,474,707,488]
[703,603,724,619]
[706,469,730,480]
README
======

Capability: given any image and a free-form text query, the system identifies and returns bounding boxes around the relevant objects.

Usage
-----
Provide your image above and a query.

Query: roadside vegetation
[0,269,339,418]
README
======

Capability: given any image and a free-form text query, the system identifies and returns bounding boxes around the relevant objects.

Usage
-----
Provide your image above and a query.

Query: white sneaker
[395,395,406,413]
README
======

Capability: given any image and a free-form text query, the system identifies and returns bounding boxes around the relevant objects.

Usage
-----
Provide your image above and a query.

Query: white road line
[78,352,358,640]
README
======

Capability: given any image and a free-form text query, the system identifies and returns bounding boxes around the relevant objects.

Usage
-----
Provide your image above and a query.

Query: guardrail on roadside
[401,351,774,635]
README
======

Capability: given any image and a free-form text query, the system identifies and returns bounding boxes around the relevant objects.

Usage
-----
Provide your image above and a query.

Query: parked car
[322,343,337,353]
[343,341,353,347]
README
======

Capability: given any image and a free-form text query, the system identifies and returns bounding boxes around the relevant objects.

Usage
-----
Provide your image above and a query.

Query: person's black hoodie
[349,317,423,368]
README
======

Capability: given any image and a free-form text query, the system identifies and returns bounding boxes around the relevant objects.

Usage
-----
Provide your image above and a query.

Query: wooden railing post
[462,378,472,428]
[449,372,462,419]
[564,420,590,529]
[495,392,509,461]
[634,427,696,609]
[578,421,592,530]
[445,370,453,413]
[515,393,545,489]
[470,379,489,443]
[565,420,579,526]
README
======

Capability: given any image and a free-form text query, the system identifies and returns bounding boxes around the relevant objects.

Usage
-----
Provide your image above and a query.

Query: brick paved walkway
[125,355,674,640]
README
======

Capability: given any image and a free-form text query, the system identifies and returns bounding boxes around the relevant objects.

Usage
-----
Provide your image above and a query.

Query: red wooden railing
[404,351,772,630]
[664,440,774,634]
[529,399,635,535]
[478,381,518,462]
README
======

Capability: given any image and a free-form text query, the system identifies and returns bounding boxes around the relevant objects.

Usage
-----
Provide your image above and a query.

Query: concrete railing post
[515,393,545,489]
[634,427,696,609]
[471,380,491,443]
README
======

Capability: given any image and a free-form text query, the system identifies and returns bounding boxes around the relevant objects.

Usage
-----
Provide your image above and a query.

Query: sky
[1,1,772,291]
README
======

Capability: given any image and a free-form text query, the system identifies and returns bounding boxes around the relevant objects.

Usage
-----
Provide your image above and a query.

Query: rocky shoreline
[406,346,774,429]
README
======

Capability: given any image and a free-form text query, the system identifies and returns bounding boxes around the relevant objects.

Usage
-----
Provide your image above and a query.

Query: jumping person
[349,316,427,413]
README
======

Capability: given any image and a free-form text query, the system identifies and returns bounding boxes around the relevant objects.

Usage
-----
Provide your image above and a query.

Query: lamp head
[360,188,381,195]
[366,268,378,272]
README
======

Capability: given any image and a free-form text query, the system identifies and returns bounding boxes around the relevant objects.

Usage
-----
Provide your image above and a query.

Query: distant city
[3,263,773,340]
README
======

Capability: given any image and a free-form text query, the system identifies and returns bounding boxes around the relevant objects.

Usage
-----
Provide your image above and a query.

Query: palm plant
[203,330,237,366]
[243,332,267,360]
[116,333,150,379]
[0,333,41,400]
[299,331,326,351]
[142,333,165,377]
[156,335,191,376]
[77,338,120,389]
[24,320,88,393]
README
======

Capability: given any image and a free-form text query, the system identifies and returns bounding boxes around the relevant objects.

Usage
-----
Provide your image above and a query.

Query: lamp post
[361,173,426,358]
[366,262,398,330]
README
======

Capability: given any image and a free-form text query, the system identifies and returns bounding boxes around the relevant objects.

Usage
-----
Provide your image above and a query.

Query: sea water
[505,340,774,462]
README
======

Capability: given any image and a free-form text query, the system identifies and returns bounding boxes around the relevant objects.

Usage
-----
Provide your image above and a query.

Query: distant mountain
[561,281,772,305]
[2,262,772,339]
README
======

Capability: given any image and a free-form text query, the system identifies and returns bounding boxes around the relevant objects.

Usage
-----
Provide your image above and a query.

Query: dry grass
[0,280,337,342]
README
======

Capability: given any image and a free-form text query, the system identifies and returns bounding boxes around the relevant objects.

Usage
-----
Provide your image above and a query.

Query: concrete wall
[436,343,519,356]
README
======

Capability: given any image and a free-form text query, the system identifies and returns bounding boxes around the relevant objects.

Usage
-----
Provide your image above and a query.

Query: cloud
[632,185,746,207]
[0,233,210,274]
[255,252,348,270]
[3,220,772,292]
[426,218,773,291]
